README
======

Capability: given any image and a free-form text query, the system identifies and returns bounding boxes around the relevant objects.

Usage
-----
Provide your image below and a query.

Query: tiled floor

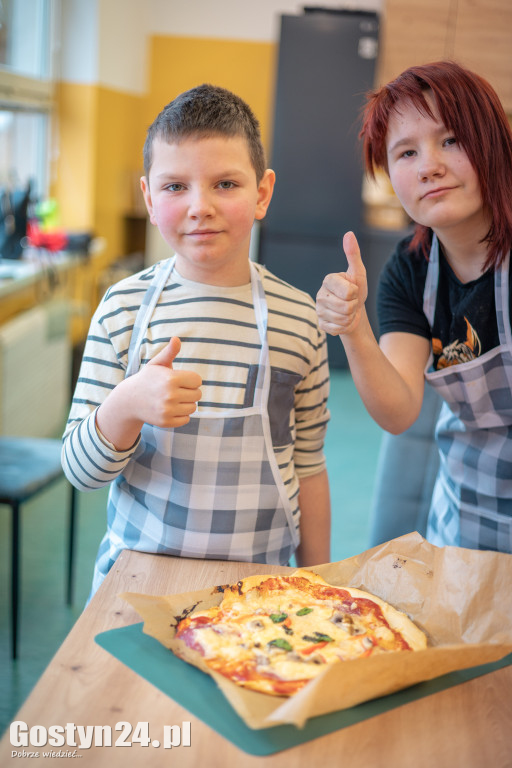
[0,369,384,737]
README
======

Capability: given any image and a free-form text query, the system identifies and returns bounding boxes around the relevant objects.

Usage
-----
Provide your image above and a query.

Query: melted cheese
[176,572,427,694]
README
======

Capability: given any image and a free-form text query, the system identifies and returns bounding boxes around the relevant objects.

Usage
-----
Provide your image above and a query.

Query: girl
[316,61,512,552]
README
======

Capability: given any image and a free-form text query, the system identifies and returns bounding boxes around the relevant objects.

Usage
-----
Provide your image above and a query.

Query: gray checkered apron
[424,236,512,552]
[93,258,299,589]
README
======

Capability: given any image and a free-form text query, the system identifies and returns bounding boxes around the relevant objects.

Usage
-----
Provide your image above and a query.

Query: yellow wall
[146,36,277,157]
[53,83,145,265]
[52,82,98,231]
[94,86,146,264]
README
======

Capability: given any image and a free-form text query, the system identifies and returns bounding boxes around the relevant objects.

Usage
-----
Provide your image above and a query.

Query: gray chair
[368,385,443,546]
[0,437,77,659]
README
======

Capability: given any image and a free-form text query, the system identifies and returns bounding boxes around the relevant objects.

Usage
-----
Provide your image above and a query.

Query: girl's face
[385,92,487,243]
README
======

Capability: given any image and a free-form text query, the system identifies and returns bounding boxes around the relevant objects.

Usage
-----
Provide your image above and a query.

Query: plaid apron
[424,236,512,552]
[92,258,299,592]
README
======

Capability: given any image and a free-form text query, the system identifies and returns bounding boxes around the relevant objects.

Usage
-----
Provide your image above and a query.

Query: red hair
[360,61,512,269]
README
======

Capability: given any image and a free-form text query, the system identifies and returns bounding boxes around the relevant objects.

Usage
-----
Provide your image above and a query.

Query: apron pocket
[268,368,302,447]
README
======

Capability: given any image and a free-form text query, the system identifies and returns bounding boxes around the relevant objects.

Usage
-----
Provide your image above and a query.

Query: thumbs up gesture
[95,336,202,450]
[316,232,368,336]
[147,335,183,369]
[140,336,202,428]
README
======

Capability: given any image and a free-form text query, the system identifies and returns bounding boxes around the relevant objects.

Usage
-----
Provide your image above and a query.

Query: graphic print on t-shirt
[432,316,482,369]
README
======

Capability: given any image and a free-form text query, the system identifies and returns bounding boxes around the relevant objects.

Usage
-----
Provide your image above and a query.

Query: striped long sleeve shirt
[62,260,330,513]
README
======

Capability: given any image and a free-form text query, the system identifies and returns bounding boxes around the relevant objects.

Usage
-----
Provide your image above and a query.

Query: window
[0,0,52,78]
[0,0,56,200]
[0,110,48,196]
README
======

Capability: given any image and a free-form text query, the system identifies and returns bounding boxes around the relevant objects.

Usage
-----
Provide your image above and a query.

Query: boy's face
[141,134,275,286]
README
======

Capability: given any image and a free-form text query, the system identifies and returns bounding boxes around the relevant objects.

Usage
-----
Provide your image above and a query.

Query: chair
[0,436,77,659]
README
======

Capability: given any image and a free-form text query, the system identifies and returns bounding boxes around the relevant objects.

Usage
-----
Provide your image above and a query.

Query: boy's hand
[316,231,368,336]
[137,336,202,428]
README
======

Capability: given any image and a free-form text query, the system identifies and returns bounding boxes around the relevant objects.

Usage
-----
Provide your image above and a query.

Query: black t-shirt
[377,235,512,371]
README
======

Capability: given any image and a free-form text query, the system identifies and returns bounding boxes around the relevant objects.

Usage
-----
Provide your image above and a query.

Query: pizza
[174,569,428,696]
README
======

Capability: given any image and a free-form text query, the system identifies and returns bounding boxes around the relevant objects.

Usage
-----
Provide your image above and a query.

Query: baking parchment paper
[121,532,512,729]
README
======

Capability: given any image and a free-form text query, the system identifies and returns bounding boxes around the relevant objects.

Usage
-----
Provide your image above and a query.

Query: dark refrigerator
[258,9,380,368]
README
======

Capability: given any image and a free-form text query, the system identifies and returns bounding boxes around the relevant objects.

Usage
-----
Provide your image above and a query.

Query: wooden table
[1,550,511,767]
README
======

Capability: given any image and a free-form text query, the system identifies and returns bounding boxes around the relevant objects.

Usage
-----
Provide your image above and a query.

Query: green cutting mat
[95,623,511,756]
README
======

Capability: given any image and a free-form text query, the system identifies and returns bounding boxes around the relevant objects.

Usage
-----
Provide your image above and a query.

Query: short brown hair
[143,83,266,183]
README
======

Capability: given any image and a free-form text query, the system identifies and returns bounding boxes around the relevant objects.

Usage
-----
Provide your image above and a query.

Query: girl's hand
[316,231,368,336]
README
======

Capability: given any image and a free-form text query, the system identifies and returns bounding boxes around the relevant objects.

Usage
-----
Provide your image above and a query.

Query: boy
[62,84,331,595]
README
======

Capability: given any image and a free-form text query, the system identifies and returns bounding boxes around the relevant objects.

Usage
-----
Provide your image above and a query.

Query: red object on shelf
[26,221,69,252]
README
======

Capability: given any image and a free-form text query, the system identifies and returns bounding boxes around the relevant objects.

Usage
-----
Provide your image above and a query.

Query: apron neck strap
[125,257,176,377]
[125,258,271,391]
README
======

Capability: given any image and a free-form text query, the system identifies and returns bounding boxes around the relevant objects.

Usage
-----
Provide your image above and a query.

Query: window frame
[0,68,53,111]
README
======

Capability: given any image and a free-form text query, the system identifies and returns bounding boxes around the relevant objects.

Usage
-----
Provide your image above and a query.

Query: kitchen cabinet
[378,0,512,112]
